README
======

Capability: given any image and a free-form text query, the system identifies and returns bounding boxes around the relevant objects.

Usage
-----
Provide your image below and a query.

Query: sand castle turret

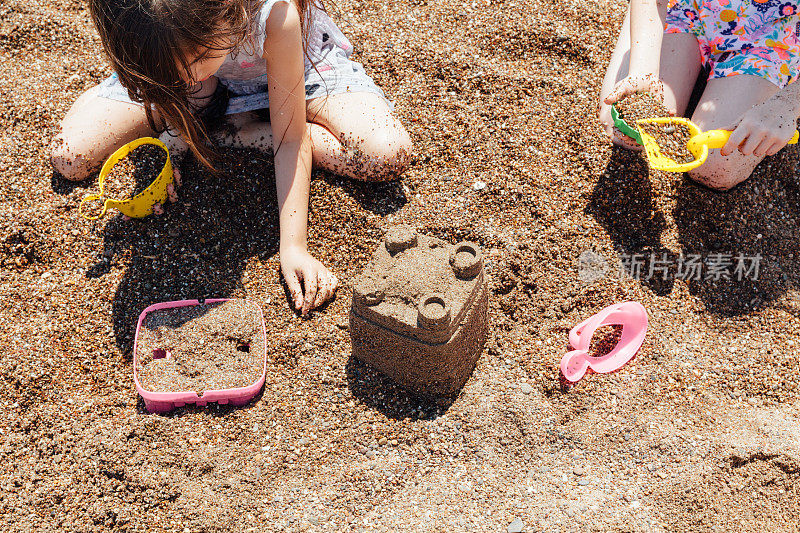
[349,225,488,399]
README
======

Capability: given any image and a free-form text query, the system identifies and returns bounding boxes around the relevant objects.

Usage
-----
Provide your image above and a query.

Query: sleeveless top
[213,0,354,82]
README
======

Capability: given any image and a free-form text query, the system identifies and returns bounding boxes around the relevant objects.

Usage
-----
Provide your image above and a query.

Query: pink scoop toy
[560,301,648,382]
[133,298,268,414]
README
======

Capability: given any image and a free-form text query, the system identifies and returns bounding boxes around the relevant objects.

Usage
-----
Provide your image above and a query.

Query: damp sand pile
[615,92,670,125]
[135,299,264,393]
[639,120,695,164]
[617,92,694,165]
[104,144,166,200]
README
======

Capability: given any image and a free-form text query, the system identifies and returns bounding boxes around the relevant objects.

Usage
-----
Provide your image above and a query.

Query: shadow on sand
[587,145,800,316]
[50,147,408,360]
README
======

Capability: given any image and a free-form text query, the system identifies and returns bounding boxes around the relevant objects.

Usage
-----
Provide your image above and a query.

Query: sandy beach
[1,0,800,530]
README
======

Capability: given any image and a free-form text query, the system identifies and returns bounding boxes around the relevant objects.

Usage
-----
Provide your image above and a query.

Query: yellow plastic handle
[688,129,731,151]
[79,194,108,221]
[83,137,173,219]
[690,129,800,152]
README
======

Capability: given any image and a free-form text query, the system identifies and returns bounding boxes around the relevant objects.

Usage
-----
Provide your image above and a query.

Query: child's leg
[51,78,219,181]
[212,93,412,181]
[50,85,161,181]
[598,5,703,147]
[687,75,779,191]
[305,92,412,181]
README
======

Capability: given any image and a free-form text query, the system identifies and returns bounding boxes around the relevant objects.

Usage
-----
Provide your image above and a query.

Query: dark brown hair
[88,0,315,169]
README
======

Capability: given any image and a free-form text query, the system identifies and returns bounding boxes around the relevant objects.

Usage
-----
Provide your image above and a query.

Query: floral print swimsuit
[666,0,800,87]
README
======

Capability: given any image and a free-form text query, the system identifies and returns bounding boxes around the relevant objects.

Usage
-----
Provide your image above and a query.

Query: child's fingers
[603,79,630,105]
[285,271,304,311]
[313,273,330,309]
[720,126,744,157]
[765,139,787,157]
[739,130,766,156]
[153,203,164,215]
[166,183,178,203]
[760,137,788,158]
[330,273,339,294]
[752,136,777,158]
[604,87,627,105]
[316,271,338,308]
[301,268,318,315]
[173,167,182,187]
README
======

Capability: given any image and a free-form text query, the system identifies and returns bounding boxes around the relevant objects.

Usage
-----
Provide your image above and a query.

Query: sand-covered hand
[604,73,665,108]
[721,102,798,158]
[281,246,339,316]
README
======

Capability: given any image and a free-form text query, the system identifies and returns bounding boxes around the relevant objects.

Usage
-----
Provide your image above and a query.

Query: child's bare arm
[264,1,338,315]
[605,0,670,106]
[630,0,666,77]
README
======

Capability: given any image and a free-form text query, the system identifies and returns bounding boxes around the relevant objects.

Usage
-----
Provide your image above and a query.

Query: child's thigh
[600,30,702,114]
[53,84,159,179]
[688,74,780,189]
[691,75,779,130]
[306,92,411,154]
[659,33,703,115]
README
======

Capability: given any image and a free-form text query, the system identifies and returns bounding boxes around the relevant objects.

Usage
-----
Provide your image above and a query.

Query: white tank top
[214,0,354,81]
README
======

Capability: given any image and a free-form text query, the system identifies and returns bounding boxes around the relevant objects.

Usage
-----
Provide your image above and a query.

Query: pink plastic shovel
[133,298,268,414]
[560,301,648,382]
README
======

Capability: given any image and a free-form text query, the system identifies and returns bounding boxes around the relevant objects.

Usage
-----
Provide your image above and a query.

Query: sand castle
[349,225,488,399]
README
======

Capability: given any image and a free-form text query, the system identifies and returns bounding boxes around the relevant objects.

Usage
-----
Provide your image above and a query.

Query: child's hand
[152,167,180,215]
[280,245,339,316]
[121,168,180,221]
[720,101,798,157]
[604,73,666,107]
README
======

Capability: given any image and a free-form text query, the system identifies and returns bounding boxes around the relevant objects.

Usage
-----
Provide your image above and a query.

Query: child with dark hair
[51,0,412,315]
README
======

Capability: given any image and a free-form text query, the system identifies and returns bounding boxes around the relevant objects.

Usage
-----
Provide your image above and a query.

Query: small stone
[507,518,524,533]
[379,437,388,446]
[577,479,590,486]
[573,467,585,476]
[472,180,487,191]
[365,450,376,459]
[730,448,748,462]
[520,383,533,394]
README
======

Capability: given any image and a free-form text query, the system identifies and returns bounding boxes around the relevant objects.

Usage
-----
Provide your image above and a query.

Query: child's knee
[358,127,412,180]
[49,135,94,181]
[687,157,750,191]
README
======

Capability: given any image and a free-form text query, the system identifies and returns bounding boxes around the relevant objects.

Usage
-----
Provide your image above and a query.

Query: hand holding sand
[280,246,339,316]
[604,73,668,111]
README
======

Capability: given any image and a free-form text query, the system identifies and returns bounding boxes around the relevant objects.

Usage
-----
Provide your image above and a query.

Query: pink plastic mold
[560,301,648,383]
[133,298,268,414]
